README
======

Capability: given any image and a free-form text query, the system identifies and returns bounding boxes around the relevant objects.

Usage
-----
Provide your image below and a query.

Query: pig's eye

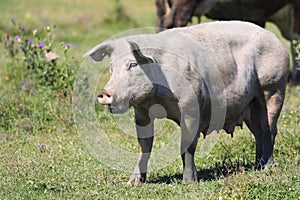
[126,61,138,70]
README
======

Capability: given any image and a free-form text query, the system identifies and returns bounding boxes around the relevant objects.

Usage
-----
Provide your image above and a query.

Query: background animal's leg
[128,108,154,184]
[290,1,300,84]
[291,42,300,84]
[197,15,201,23]
[155,0,167,31]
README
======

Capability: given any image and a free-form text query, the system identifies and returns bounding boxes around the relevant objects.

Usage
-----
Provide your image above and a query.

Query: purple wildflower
[10,18,15,24]
[65,43,71,49]
[15,35,20,41]
[38,44,44,49]
[4,40,8,45]
[27,39,34,45]
[20,26,25,31]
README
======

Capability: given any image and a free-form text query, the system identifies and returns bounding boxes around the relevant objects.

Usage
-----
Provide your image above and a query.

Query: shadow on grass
[148,162,254,184]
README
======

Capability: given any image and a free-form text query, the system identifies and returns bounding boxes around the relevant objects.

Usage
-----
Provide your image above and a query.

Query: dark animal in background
[155,0,300,84]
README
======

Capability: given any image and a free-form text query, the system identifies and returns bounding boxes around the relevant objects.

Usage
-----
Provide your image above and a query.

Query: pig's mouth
[106,98,131,114]
[107,104,113,113]
[107,104,130,114]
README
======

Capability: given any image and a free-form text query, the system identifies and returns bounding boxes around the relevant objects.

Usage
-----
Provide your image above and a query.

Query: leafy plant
[1,18,76,94]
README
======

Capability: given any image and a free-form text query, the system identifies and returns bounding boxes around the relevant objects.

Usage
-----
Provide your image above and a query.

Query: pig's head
[85,39,156,114]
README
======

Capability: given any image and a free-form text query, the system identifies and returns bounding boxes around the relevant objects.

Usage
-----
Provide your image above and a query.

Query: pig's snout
[98,89,113,105]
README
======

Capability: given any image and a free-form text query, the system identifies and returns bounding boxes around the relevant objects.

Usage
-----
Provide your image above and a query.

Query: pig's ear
[128,41,155,65]
[84,42,114,62]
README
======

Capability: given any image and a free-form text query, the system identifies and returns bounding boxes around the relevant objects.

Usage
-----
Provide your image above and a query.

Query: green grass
[0,0,299,199]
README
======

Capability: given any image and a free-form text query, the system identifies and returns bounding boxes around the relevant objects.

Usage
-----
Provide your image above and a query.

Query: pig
[84,21,289,184]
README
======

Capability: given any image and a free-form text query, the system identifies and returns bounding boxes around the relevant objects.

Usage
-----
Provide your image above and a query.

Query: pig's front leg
[180,113,199,182]
[128,108,154,184]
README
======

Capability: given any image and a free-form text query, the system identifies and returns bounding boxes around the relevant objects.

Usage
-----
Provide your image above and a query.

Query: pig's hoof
[183,175,198,183]
[255,158,277,170]
[127,174,146,185]
[183,168,198,182]
[261,161,278,171]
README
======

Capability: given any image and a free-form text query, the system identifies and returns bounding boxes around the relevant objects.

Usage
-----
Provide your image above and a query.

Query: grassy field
[0,0,299,199]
